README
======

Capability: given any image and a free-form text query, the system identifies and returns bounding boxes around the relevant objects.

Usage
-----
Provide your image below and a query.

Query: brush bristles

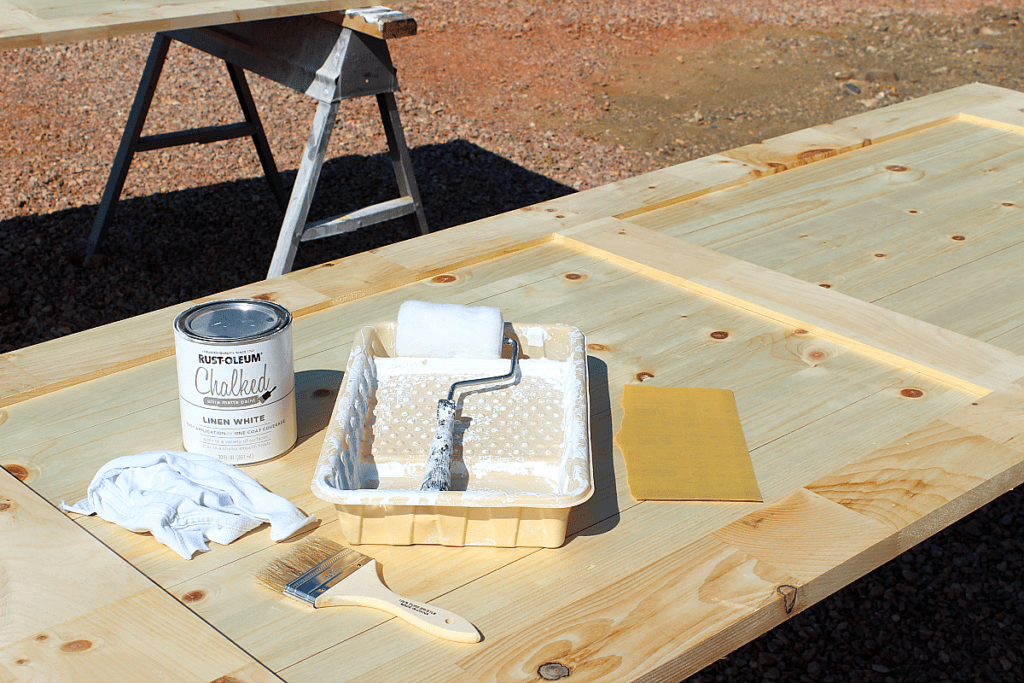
[255,536,348,593]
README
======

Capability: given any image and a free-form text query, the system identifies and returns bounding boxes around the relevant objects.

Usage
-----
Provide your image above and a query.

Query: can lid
[175,299,291,342]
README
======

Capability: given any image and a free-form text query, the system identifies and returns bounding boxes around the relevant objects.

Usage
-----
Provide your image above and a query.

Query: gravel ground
[2,1,1024,681]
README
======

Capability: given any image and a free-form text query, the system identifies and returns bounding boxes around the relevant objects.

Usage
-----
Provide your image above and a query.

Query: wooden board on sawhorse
[85,7,429,278]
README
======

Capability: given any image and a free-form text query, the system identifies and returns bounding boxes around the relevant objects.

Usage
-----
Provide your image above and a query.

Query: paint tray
[311,321,592,547]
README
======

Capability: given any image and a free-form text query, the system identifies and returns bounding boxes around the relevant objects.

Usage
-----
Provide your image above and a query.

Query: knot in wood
[431,274,457,283]
[60,640,92,653]
[797,147,835,161]
[709,331,729,340]
[182,590,207,603]
[885,164,909,172]
[538,662,572,680]
[636,371,655,382]
[776,584,799,614]
[900,388,924,399]
[2,464,29,481]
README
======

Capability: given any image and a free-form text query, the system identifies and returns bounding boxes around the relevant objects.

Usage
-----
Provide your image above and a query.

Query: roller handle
[420,398,456,491]
[315,560,482,643]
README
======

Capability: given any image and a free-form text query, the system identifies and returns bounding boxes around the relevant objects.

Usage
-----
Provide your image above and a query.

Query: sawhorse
[86,7,429,278]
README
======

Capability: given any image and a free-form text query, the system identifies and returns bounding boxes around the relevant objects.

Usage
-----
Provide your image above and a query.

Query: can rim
[173,298,292,344]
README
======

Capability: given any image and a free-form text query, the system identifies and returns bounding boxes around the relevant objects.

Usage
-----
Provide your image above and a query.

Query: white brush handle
[313,560,481,643]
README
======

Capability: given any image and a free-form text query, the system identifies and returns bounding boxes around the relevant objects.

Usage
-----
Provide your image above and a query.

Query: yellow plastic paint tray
[311,321,592,547]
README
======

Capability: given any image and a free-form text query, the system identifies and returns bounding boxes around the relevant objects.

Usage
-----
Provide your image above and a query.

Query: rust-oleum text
[198,353,262,365]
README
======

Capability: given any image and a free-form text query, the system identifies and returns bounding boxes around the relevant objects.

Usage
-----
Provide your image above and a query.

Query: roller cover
[395,300,504,359]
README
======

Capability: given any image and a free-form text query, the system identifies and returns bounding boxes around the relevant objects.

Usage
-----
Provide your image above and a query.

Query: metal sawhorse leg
[86,8,429,279]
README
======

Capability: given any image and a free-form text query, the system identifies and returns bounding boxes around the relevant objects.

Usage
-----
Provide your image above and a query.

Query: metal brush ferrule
[284,551,367,604]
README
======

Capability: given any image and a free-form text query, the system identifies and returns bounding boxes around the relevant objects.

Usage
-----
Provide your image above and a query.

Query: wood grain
[0,469,281,681]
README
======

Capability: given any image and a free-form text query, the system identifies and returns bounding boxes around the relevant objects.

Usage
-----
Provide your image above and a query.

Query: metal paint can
[173,299,297,464]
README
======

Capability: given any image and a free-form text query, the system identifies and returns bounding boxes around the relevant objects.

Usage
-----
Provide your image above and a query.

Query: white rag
[61,450,316,559]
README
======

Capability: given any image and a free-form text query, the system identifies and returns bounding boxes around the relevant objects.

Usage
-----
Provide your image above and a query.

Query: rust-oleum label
[174,299,296,464]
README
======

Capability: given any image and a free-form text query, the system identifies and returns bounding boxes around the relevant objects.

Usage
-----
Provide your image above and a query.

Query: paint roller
[395,300,520,491]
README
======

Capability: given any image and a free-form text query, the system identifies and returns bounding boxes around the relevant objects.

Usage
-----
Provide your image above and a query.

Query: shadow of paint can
[173,299,297,464]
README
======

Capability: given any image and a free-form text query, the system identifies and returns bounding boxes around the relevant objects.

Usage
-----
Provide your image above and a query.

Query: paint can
[173,299,296,464]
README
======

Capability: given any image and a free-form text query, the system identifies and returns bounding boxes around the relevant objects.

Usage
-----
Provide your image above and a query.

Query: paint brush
[255,536,481,643]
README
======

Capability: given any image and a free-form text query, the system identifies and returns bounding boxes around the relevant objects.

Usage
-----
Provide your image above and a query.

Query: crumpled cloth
[62,450,315,559]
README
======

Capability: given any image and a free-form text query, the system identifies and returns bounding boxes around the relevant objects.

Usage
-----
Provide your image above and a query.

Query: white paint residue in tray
[365,357,567,493]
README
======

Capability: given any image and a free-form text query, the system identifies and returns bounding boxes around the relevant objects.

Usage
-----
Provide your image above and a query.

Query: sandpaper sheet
[615,385,762,502]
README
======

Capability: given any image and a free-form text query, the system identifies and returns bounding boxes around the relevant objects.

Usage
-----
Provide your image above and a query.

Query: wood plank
[0,469,280,681]
[10,242,984,678]
[559,219,1024,394]
[873,240,1024,353]
[6,84,1024,683]
[284,379,1022,683]
[0,0,367,50]
[626,120,1010,244]
[627,122,1024,312]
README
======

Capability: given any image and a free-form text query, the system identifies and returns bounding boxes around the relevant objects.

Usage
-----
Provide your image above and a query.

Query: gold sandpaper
[615,385,762,502]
